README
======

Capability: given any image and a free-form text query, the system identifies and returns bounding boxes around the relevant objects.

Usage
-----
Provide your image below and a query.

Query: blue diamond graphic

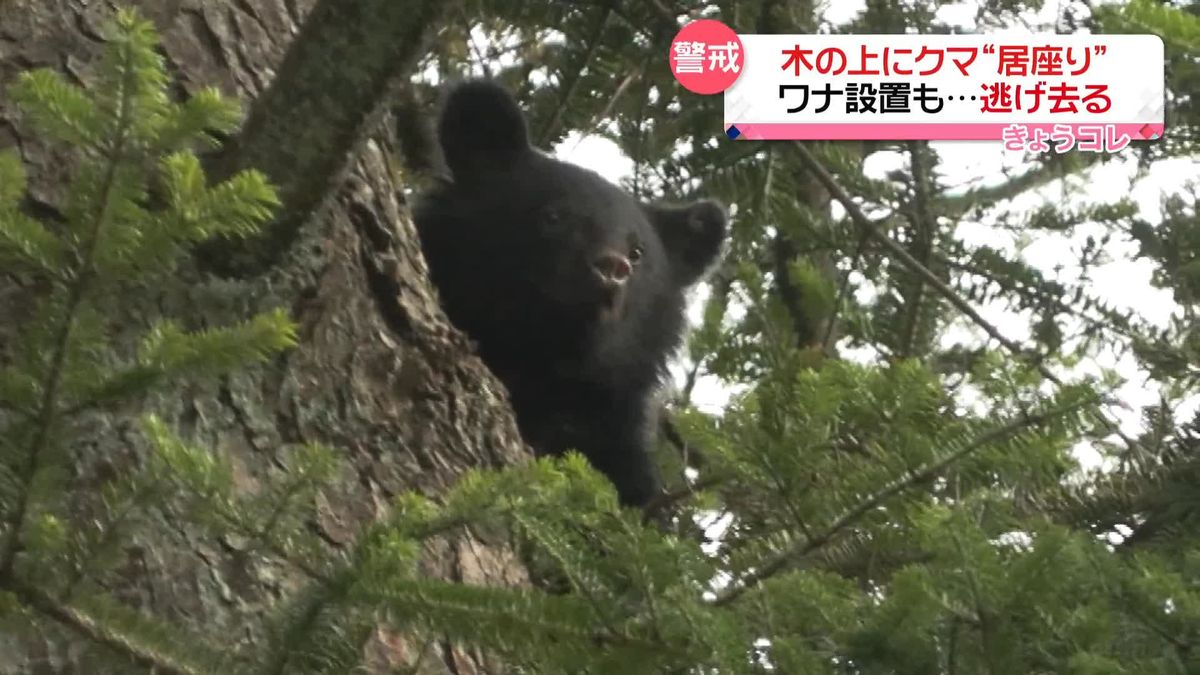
[726,125,741,139]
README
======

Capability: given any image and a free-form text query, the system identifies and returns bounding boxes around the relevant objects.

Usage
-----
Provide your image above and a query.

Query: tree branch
[940,152,1097,218]
[536,6,612,147]
[895,141,937,358]
[710,401,1089,606]
[8,579,207,675]
[791,142,1059,382]
[0,48,137,577]
[199,0,451,275]
[792,142,1145,455]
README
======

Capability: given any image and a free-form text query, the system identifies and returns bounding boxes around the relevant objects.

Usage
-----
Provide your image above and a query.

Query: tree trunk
[0,1,529,672]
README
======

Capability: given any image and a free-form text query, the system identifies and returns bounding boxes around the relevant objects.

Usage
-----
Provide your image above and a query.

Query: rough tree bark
[0,1,531,672]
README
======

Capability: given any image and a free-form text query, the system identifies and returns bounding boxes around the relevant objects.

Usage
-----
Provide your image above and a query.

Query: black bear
[413,79,727,507]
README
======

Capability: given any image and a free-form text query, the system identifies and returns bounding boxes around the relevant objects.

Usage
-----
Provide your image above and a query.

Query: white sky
[550,0,1200,469]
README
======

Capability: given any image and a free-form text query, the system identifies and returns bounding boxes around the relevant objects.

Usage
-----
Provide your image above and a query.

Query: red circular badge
[669,19,744,95]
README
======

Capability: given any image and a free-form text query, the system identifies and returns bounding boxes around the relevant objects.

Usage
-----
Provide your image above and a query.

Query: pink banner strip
[725,122,1164,141]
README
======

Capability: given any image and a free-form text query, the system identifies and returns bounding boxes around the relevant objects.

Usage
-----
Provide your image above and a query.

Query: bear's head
[416,80,727,384]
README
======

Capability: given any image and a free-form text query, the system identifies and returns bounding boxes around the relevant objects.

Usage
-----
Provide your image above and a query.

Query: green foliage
[4,1,1200,674]
[1102,0,1200,51]
[0,7,294,672]
[410,0,1200,669]
[416,0,1198,670]
[0,154,64,273]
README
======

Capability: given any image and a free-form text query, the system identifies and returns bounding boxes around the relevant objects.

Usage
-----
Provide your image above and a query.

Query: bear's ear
[645,199,728,286]
[438,79,531,180]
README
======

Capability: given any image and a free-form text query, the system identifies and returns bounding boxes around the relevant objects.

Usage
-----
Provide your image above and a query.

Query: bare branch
[200,0,451,274]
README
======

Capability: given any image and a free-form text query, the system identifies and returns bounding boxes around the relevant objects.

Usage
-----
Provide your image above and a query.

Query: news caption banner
[669,20,1165,153]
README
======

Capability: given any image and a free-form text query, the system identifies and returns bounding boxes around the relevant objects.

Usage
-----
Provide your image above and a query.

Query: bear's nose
[593,252,633,284]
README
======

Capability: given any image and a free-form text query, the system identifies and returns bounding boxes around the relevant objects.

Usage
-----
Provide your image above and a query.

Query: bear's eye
[629,246,644,264]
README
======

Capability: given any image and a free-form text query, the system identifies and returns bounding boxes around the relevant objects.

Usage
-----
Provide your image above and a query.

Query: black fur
[413,80,727,507]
